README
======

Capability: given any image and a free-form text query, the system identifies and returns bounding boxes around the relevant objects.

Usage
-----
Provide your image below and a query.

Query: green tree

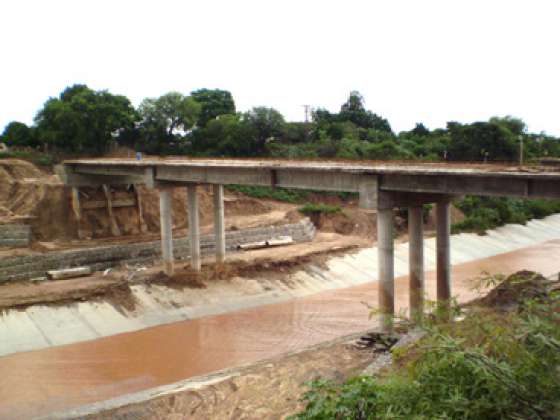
[243,107,285,154]
[447,120,518,161]
[190,113,261,157]
[191,88,235,127]
[339,91,392,133]
[137,92,200,154]
[35,84,137,154]
[1,121,38,147]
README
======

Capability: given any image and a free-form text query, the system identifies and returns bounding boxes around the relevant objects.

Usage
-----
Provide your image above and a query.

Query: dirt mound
[472,270,551,311]
[0,159,76,239]
[298,207,376,238]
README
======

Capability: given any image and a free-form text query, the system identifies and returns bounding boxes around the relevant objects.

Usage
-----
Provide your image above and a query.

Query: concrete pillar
[213,184,226,264]
[159,189,174,276]
[436,200,451,304]
[187,184,201,271]
[377,208,394,330]
[408,206,424,319]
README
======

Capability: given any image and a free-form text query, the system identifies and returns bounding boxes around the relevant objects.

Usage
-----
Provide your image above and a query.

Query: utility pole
[519,135,524,166]
[302,105,311,123]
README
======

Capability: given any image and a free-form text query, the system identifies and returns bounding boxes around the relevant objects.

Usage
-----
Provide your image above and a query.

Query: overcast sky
[1,0,558,135]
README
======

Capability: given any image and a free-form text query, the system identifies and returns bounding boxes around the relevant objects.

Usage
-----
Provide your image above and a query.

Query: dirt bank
[0,232,366,311]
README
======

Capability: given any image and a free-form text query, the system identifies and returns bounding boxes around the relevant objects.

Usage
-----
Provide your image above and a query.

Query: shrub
[453,195,560,234]
[227,185,311,203]
[298,203,341,216]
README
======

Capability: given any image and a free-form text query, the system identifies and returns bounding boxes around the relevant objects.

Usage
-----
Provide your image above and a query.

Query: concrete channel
[1,214,560,418]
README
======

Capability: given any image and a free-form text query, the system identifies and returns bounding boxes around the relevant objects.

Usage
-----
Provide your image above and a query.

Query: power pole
[519,135,524,166]
[302,105,311,123]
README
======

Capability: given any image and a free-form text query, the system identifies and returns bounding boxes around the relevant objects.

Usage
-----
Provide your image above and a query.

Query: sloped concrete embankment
[0,219,315,283]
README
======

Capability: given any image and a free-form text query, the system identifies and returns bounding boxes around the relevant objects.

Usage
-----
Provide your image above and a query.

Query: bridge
[59,158,560,325]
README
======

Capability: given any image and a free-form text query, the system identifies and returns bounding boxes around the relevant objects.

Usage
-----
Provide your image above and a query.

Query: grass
[227,185,358,204]
[227,185,311,203]
[0,150,57,167]
[291,271,560,420]
[298,203,341,216]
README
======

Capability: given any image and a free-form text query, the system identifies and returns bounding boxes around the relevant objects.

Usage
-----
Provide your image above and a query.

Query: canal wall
[0,218,315,283]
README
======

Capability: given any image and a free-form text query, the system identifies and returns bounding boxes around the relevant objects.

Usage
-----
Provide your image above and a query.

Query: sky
[1,0,559,135]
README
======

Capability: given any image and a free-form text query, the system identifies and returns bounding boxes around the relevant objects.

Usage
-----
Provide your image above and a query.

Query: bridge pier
[377,207,395,330]
[436,199,451,308]
[408,205,424,319]
[159,188,174,276]
[187,184,201,272]
[213,184,226,264]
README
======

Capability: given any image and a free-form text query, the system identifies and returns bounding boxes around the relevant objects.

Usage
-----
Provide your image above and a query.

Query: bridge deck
[62,158,560,200]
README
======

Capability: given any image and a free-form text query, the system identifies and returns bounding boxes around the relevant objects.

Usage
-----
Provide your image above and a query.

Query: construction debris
[46,266,92,280]
[237,236,294,250]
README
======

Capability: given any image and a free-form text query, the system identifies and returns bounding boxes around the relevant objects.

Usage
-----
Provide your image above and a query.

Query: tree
[339,91,392,133]
[137,92,200,154]
[243,107,285,154]
[1,121,38,147]
[191,88,235,127]
[411,123,430,137]
[35,84,137,154]
[446,121,517,161]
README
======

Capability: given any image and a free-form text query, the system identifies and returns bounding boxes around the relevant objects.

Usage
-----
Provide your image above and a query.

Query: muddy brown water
[2,240,560,419]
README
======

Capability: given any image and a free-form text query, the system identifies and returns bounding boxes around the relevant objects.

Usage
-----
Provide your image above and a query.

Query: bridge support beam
[187,184,201,272]
[159,188,174,276]
[436,199,451,308]
[377,207,395,330]
[408,205,424,320]
[213,184,226,264]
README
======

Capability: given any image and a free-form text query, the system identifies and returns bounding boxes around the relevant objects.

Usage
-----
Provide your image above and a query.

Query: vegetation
[33,84,137,154]
[3,85,559,162]
[227,185,311,203]
[0,149,56,167]
[298,203,342,216]
[453,196,560,234]
[291,272,560,419]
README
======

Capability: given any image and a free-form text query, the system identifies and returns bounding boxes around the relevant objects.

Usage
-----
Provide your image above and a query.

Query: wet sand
[1,240,560,419]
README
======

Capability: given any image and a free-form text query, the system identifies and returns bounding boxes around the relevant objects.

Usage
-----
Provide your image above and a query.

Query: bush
[453,195,560,234]
[298,203,341,216]
[227,185,311,203]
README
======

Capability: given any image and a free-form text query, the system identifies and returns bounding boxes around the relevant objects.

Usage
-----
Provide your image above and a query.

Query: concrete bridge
[59,158,560,324]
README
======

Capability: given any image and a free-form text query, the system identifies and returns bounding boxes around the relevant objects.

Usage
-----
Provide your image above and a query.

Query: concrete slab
[0,310,51,355]
[72,302,146,337]
[25,305,99,346]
